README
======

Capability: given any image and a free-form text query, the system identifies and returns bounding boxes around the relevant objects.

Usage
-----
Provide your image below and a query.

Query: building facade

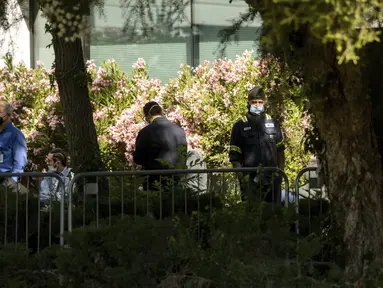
[1,0,262,83]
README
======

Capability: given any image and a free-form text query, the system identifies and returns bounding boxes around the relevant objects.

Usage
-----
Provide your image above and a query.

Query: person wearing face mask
[133,101,187,191]
[40,148,74,204]
[0,100,28,194]
[229,86,285,203]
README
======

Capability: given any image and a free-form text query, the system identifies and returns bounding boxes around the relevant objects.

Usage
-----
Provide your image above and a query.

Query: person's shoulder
[134,126,150,143]
[188,147,203,157]
[233,116,248,127]
[174,123,186,132]
[264,114,281,125]
[169,120,186,133]
[170,120,182,128]
[10,123,26,138]
[148,117,167,129]
[138,124,151,135]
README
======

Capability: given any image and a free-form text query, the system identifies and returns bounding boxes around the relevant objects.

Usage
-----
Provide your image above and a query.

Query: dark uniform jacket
[229,112,285,169]
[133,116,188,170]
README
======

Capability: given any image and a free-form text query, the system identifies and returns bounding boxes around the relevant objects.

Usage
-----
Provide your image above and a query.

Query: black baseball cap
[247,85,266,101]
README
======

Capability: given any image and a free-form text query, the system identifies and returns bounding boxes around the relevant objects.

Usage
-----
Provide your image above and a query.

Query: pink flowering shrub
[158,51,310,180]
[0,56,66,171]
[0,51,310,182]
[88,50,310,181]
[87,58,163,169]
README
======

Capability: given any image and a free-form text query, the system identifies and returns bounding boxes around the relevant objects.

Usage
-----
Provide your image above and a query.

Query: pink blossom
[45,93,60,103]
[30,130,40,142]
[93,107,108,121]
[132,58,146,69]
[86,60,97,74]
[0,53,303,171]
[36,61,44,68]
[39,79,50,87]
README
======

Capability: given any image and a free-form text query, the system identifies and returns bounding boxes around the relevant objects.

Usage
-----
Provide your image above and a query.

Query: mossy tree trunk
[314,47,383,277]
[244,0,383,278]
[51,36,103,173]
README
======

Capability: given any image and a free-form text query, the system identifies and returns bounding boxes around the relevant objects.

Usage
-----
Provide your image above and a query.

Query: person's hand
[231,161,244,181]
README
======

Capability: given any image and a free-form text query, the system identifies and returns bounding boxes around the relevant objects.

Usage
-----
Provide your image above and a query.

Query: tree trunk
[243,0,383,279]
[314,48,383,279]
[51,36,103,173]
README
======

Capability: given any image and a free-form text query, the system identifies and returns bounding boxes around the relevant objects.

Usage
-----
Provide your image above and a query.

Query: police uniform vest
[239,113,279,168]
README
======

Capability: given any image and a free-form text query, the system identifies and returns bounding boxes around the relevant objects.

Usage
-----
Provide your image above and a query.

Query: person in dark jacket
[229,86,285,203]
[133,101,187,190]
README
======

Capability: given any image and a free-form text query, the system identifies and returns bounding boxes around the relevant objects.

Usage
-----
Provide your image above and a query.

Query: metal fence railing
[295,167,332,270]
[66,167,289,232]
[0,172,65,252]
[0,168,332,251]
[295,166,327,236]
[0,167,335,284]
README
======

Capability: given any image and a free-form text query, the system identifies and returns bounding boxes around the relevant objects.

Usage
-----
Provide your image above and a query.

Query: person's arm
[277,150,285,171]
[175,129,188,169]
[12,131,27,181]
[133,130,149,166]
[275,121,286,171]
[229,122,245,182]
[229,122,243,167]
[40,177,53,201]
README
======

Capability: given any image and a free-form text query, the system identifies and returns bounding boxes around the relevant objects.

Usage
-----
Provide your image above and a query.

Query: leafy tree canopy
[237,0,383,64]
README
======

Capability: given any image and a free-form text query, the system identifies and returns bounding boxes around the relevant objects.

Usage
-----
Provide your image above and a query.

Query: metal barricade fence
[295,167,332,270]
[0,172,65,251]
[67,167,289,232]
[0,167,336,285]
[0,168,330,255]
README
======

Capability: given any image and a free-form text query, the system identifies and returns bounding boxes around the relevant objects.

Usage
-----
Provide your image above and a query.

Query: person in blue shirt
[0,100,27,193]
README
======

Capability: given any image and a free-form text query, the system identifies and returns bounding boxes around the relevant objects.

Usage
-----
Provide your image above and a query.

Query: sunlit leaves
[245,0,383,64]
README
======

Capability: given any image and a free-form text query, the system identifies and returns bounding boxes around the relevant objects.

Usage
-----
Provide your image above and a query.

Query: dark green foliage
[54,204,300,287]
[0,244,59,288]
[57,216,174,287]
[0,178,374,287]
[0,185,62,251]
[0,194,348,287]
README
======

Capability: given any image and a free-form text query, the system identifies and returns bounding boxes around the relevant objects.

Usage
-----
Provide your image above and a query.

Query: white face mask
[48,165,55,171]
[249,105,264,115]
